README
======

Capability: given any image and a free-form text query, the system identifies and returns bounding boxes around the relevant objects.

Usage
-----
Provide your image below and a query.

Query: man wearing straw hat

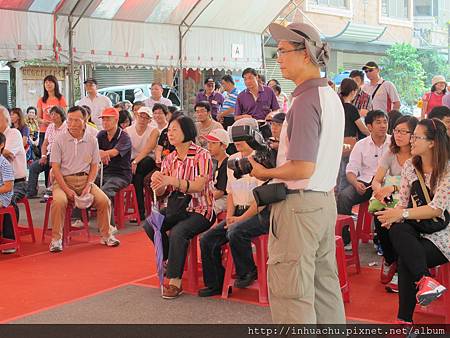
[248,22,345,323]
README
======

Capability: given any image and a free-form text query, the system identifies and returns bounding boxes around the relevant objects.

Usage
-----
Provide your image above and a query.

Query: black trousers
[373,217,397,265]
[336,180,372,244]
[132,157,156,220]
[200,207,269,289]
[144,212,213,279]
[389,222,448,322]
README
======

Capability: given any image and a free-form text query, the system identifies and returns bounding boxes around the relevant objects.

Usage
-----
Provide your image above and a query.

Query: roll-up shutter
[264,58,296,95]
[93,66,154,89]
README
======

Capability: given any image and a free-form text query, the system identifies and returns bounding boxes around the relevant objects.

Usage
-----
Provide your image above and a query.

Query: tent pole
[178,26,184,110]
[68,15,74,107]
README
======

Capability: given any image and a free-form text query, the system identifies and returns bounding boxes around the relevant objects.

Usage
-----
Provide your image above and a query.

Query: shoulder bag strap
[371,80,385,100]
[414,167,438,222]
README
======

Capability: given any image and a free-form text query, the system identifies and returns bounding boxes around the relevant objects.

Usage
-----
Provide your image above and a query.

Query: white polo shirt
[78,93,112,130]
[144,96,172,109]
[274,78,344,192]
[4,127,27,179]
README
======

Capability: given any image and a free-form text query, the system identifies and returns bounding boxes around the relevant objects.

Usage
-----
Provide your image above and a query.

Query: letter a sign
[232,44,244,59]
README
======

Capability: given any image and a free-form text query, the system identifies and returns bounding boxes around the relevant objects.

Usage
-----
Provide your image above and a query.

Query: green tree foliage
[417,49,450,88]
[380,43,425,106]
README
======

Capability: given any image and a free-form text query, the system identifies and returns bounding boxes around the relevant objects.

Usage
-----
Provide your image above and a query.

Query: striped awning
[0,0,292,69]
[325,22,387,43]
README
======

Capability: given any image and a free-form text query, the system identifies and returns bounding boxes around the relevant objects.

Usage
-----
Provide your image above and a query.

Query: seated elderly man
[96,107,132,230]
[49,106,119,253]
[0,105,28,254]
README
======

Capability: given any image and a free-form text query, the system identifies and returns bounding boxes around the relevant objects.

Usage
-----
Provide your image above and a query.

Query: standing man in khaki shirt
[49,105,120,253]
[249,23,345,324]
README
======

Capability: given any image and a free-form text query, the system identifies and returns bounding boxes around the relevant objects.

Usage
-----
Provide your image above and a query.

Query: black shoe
[198,287,222,297]
[234,270,257,289]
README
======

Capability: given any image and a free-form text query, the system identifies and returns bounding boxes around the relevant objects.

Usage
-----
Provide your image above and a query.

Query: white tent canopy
[0,0,292,70]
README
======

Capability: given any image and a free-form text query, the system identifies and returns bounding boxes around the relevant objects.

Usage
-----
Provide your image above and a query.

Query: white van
[98,83,180,107]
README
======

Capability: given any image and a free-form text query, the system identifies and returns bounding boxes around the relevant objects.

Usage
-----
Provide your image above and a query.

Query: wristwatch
[402,209,410,221]
[132,160,137,165]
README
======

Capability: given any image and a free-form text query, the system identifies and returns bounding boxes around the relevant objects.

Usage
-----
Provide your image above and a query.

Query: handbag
[252,181,287,207]
[406,168,449,234]
[163,190,192,225]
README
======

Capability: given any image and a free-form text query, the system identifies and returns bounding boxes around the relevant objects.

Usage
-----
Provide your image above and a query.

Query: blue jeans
[95,174,129,226]
[200,207,269,289]
[27,158,50,197]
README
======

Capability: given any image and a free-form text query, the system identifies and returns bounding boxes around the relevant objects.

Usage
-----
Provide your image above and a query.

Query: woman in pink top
[36,75,67,151]
[421,75,446,119]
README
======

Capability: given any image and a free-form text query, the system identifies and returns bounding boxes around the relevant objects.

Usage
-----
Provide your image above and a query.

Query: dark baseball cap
[204,78,215,85]
[362,62,379,71]
[84,78,97,85]
[271,112,286,124]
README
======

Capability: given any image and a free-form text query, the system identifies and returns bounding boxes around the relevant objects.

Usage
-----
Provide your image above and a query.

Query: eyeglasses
[364,69,376,73]
[410,135,429,142]
[393,129,411,135]
[276,47,305,58]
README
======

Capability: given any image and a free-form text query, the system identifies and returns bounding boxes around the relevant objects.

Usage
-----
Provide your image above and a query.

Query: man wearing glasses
[362,61,400,113]
[248,22,345,324]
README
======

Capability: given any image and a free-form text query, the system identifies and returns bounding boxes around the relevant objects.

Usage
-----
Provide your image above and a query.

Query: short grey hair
[0,105,10,125]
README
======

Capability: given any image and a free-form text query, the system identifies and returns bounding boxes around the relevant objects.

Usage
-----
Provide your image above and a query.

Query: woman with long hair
[10,107,29,149]
[337,78,370,193]
[36,75,67,151]
[421,75,447,119]
[144,114,215,299]
[376,118,449,324]
[371,116,418,292]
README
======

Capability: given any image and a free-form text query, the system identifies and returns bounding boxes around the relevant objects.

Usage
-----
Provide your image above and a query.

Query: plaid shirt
[44,121,67,155]
[353,89,372,111]
[161,142,214,221]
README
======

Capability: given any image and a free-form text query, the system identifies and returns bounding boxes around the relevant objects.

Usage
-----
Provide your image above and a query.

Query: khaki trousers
[268,190,345,324]
[50,175,111,241]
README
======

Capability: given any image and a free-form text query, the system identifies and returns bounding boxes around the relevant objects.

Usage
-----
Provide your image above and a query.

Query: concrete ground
[7,188,380,324]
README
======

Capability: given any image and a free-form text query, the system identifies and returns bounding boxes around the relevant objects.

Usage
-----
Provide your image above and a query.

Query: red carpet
[0,231,156,323]
[135,267,447,324]
[1,230,446,324]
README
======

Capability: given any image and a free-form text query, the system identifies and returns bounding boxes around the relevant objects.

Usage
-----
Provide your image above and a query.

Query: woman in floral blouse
[376,118,449,324]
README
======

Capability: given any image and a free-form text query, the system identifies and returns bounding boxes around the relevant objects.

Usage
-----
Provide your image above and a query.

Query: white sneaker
[1,248,17,254]
[49,239,63,253]
[100,235,120,247]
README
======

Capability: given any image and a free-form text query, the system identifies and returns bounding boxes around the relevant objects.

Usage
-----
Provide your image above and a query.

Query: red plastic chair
[355,200,373,243]
[42,197,90,246]
[221,234,269,304]
[0,205,21,255]
[114,184,140,229]
[335,235,350,303]
[335,214,360,273]
[183,235,200,293]
[16,197,35,242]
[416,263,450,322]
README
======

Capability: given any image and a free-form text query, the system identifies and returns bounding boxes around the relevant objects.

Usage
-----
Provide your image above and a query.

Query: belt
[14,177,26,183]
[235,205,249,211]
[66,172,88,177]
